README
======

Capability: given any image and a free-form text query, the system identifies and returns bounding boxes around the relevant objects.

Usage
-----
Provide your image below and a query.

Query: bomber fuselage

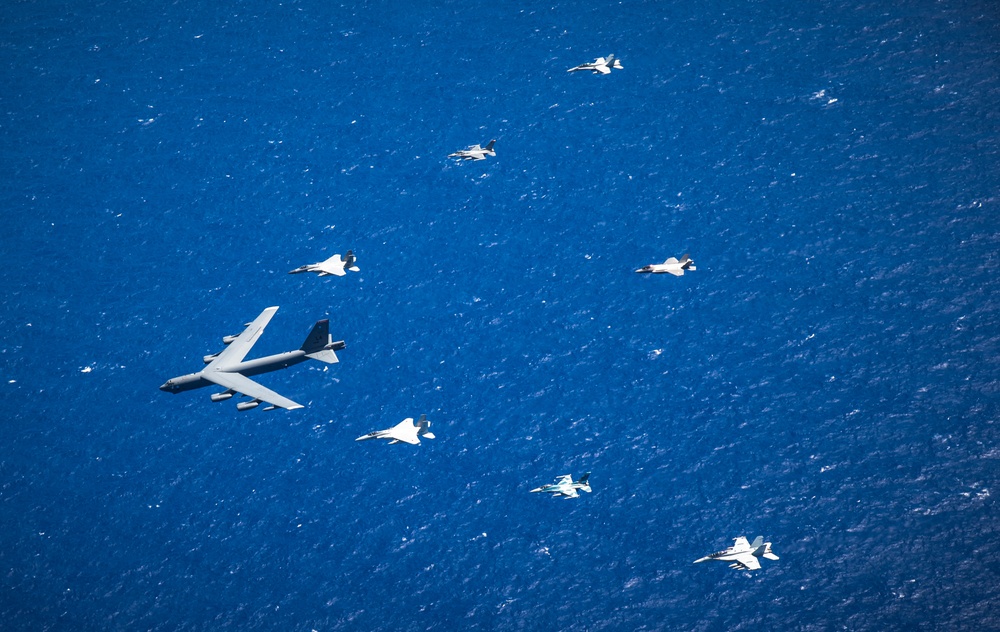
[160,350,311,393]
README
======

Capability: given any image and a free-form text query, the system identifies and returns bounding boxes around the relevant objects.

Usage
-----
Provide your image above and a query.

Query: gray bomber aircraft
[159,306,345,411]
[355,415,436,445]
[289,250,359,277]
[448,140,496,161]
[531,473,592,498]
[635,254,696,276]
[567,54,623,75]
[693,536,779,571]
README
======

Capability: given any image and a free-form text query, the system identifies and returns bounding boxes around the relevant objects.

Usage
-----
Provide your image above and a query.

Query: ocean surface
[2,0,999,629]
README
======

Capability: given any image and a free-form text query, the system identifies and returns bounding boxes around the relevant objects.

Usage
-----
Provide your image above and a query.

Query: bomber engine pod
[236,399,260,411]
[210,391,234,402]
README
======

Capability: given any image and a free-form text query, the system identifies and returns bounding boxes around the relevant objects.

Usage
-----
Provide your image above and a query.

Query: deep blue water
[2,0,1000,629]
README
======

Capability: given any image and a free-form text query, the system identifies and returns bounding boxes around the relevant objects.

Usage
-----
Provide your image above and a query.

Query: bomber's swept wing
[203,370,304,411]
[205,307,278,370]
[200,307,304,410]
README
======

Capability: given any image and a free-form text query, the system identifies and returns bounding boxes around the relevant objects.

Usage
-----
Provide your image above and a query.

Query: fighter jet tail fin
[484,139,496,152]
[416,414,436,439]
[300,319,344,364]
[749,536,764,550]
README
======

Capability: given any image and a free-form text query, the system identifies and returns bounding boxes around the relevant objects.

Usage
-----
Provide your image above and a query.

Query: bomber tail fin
[300,319,345,363]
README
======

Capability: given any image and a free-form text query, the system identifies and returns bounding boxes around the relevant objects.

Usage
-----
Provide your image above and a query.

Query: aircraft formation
[160,53,775,573]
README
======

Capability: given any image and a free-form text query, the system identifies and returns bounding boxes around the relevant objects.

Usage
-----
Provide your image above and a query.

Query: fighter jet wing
[385,418,421,444]
[562,488,580,498]
[596,65,611,75]
[317,255,348,276]
[205,306,278,370]
[731,553,761,570]
[667,269,684,277]
[202,370,304,410]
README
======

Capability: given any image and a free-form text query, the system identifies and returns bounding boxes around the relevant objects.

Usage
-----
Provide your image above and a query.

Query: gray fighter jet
[531,473,592,498]
[289,250,359,277]
[567,54,623,75]
[159,306,345,411]
[635,254,696,276]
[693,536,779,571]
[448,140,496,161]
[355,415,435,445]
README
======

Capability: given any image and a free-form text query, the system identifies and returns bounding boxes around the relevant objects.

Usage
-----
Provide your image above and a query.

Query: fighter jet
[159,306,345,411]
[567,54,623,75]
[448,140,496,161]
[531,473,592,498]
[289,250,359,277]
[693,536,779,571]
[635,254,696,276]
[355,415,436,445]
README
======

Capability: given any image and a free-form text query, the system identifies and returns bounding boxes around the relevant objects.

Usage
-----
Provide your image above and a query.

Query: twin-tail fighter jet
[355,415,436,445]
[567,54,623,75]
[531,473,592,498]
[448,140,496,161]
[159,306,345,411]
[693,536,779,571]
[289,250,360,277]
[635,254,696,276]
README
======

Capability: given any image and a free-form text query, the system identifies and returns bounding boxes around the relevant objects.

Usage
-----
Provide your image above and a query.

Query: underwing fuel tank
[236,399,260,411]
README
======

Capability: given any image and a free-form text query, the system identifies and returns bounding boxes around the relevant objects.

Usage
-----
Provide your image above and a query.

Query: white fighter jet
[635,254,696,276]
[567,54,623,75]
[693,536,779,571]
[355,415,436,445]
[289,250,360,277]
[448,140,496,161]
[531,473,592,498]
